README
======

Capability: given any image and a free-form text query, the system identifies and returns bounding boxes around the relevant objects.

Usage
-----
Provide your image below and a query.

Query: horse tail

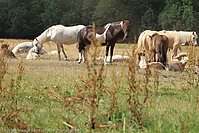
[161,39,167,65]
[77,30,81,48]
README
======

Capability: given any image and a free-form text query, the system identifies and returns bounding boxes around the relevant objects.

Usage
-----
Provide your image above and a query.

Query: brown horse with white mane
[77,20,131,65]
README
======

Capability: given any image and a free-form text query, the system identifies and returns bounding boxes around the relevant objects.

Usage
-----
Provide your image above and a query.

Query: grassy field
[0,39,199,133]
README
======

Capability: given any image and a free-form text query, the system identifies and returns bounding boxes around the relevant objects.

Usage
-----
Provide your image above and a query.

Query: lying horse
[148,33,168,66]
[77,20,131,65]
[0,44,17,59]
[26,46,40,60]
[33,25,86,61]
[12,42,49,55]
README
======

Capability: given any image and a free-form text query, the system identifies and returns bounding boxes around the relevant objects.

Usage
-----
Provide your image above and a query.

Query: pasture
[0,39,199,132]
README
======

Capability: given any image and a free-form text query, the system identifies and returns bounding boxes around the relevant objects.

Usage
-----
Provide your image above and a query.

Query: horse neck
[37,29,51,45]
[110,23,124,38]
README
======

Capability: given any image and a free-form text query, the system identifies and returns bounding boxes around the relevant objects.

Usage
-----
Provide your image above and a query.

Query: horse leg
[157,52,162,63]
[104,45,110,65]
[60,44,68,61]
[171,43,179,59]
[56,43,62,61]
[109,44,115,65]
[82,49,86,63]
[154,52,156,62]
[78,51,82,64]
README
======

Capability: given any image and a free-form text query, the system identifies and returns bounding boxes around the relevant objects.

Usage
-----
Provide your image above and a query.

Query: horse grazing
[33,25,86,61]
[77,20,131,65]
[148,33,168,66]
[0,44,17,59]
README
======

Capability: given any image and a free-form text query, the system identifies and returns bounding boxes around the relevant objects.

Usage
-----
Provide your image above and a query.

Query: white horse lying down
[97,55,130,62]
[12,42,49,55]
[26,47,40,60]
[33,25,86,61]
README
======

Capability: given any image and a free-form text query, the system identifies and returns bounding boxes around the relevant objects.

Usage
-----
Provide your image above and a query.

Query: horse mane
[151,33,158,38]
[104,21,122,28]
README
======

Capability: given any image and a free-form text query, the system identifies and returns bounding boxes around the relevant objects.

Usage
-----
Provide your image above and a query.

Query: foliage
[159,0,198,31]
[140,8,158,32]
[0,0,199,44]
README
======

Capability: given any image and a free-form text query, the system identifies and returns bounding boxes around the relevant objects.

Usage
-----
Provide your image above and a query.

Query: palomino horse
[159,30,198,59]
[148,33,168,66]
[0,44,17,59]
[77,20,131,65]
[33,25,86,61]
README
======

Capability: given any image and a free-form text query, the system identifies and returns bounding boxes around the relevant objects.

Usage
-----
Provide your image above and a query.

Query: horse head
[191,32,198,46]
[121,20,131,41]
[33,38,42,54]
[1,44,9,49]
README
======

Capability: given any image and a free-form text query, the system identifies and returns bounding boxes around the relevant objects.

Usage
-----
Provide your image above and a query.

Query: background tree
[81,0,100,25]
[140,8,158,32]
[0,0,198,42]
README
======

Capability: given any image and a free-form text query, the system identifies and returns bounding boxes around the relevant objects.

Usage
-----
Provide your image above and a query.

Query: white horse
[33,25,86,61]
[26,46,40,60]
[12,42,49,55]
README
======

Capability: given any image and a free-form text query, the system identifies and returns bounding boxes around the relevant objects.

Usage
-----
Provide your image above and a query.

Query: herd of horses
[0,20,198,68]
[135,30,198,66]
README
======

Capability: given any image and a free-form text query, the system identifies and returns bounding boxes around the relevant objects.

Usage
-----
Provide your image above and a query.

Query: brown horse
[0,44,17,59]
[77,20,131,65]
[148,33,168,66]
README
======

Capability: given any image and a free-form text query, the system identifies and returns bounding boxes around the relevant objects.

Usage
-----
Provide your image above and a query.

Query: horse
[12,42,49,55]
[135,30,158,61]
[26,46,40,60]
[77,20,131,65]
[33,24,86,61]
[158,30,198,59]
[0,44,17,59]
[148,33,169,66]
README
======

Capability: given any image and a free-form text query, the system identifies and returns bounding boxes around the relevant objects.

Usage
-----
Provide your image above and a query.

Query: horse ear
[192,32,194,35]
[148,35,152,39]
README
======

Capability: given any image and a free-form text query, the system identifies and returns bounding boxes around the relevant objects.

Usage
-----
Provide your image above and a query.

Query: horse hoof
[64,58,67,61]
